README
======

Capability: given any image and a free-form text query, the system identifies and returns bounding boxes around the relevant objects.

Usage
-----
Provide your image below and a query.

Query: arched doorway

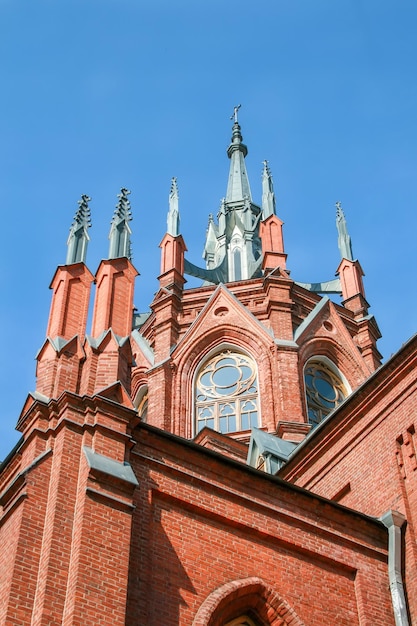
[192,577,306,626]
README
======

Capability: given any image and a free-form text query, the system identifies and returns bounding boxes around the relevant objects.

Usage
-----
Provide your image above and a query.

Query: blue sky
[1,0,416,460]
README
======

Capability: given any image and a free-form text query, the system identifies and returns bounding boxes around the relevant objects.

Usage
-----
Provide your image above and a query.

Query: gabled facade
[0,113,415,625]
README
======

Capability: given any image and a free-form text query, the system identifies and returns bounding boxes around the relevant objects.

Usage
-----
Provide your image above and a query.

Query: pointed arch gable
[296,299,372,389]
[171,284,274,365]
[299,334,368,394]
[171,284,275,384]
[169,286,278,438]
[192,577,306,626]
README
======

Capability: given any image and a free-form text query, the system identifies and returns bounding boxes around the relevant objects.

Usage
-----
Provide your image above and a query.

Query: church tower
[15,108,382,452]
[3,110,416,626]
[131,108,381,445]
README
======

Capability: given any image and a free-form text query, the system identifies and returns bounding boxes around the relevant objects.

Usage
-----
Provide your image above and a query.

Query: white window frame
[192,345,261,437]
[303,356,351,427]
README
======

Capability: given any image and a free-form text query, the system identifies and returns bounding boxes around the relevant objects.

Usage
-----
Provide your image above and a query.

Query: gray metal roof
[108,188,133,260]
[83,446,138,486]
[167,177,180,237]
[66,194,92,265]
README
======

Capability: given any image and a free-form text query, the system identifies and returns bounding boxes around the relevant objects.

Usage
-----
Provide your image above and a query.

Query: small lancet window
[138,395,148,421]
[233,248,242,281]
[195,350,259,435]
[134,386,148,422]
[304,358,347,427]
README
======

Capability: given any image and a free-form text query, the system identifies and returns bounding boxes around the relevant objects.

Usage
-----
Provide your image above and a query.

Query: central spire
[225,105,252,203]
[184,108,264,285]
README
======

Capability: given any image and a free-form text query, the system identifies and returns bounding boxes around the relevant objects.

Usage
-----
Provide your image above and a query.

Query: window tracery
[304,358,347,427]
[195,350,259,434]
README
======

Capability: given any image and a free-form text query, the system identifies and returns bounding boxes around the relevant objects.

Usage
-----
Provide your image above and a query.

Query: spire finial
[167,177,180,236]
[262,160,276,219]
[66,194,92,264]
[108,188,133,260]
[336,201,354,261]
[230,104,241,124]
[226,105,251,202]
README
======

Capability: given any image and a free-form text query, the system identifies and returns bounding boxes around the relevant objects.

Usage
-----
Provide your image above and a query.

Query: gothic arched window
[304,358,348,427]
[134,385,148,422]
[195,350,259,435]
[233,248,242,281]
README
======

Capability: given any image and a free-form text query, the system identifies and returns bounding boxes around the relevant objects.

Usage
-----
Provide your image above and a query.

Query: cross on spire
[230,104,241,124]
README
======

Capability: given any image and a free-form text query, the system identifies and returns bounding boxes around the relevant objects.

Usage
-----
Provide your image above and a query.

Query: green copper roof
[167,177,180,237]
[261,160,276,219]
[187,107,263,284]
[336,201,354,261]
[108,188,133,260]
[66,194,92,264]
[226,115,252,202]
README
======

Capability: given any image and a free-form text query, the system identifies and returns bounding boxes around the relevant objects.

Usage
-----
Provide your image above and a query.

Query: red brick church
[1,113,416,625]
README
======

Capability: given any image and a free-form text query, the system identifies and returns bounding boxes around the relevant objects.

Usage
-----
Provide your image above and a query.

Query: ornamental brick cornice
[17,388,137,439]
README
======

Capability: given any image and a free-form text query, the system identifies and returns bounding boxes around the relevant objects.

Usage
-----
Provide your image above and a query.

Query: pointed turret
[91,188,137,340]
[260,160,286,271]
[203,214,218,269]
[167,177,180,236]
[158,178,187,291]
[38,196,95,397]
[225,105,252,203]
[45,195,94,342]
[217,197,226,234]
[336,201,353,261]
[335,202,371,341]
[66,194,92,264]
[261,160,276,219]
[153,178,188,362]
[109,188,132,260]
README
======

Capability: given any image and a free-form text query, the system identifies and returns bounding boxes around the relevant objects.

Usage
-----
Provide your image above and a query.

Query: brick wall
[280,334,417,623]
[126,423,393,625]
[0,393,137,626]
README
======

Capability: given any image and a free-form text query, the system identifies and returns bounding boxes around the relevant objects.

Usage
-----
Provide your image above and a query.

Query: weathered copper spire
[167,177,180,237]
[66,194,92,264]
[108,188,133,260]
[261,160,276,219]
[336,201,354,261]
[183,107,263,284]
[225,105,252,203]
